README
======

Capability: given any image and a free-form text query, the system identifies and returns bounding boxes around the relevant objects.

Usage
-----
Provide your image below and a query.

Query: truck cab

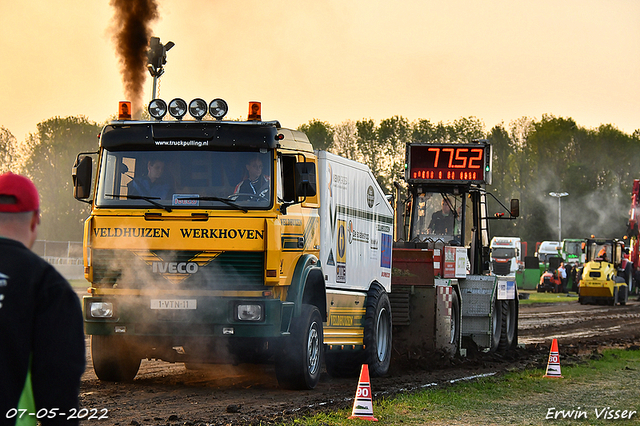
[490,237,522,276]
[72,99,394,389]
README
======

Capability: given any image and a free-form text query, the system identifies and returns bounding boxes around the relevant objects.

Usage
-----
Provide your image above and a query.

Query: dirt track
[79,297,640,425]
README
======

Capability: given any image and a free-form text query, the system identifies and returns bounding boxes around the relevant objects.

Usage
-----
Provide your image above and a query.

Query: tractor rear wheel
[490,296,503,352]
[498,299,517,352]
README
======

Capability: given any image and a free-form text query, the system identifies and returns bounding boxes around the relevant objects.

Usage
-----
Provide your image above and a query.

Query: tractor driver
[428,198,456,235]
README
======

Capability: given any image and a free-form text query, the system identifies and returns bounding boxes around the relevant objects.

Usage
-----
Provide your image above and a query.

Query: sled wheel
[91,335,141,382]
[276,304,323,390]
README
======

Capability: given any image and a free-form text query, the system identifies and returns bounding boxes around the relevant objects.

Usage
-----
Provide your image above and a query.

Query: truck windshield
[96,149,273,210]
[492,248,516,258]
[588,242,612,262]
[563,241,583,257]
[410,192,463,244]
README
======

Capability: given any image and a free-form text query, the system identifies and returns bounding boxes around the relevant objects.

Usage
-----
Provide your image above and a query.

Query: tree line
[300,115,640,255]
[1,114,639,254]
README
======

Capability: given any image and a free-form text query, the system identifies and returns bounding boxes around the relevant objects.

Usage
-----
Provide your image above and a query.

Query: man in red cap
[0,172,85,425]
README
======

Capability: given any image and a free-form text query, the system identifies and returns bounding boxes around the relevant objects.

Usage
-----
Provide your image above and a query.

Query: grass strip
[519,291,578,305]
[293,347,640,425]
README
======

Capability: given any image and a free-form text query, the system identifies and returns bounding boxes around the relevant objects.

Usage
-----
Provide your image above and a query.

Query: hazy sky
[1,0,638,141]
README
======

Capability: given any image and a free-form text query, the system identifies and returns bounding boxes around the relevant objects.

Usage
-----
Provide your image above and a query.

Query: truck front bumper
[83,294,294,339]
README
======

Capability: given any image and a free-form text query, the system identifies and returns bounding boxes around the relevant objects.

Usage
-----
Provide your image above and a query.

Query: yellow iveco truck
[72,98,393,389]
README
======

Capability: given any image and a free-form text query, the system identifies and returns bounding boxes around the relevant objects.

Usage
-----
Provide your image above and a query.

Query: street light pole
[549,192,569,241]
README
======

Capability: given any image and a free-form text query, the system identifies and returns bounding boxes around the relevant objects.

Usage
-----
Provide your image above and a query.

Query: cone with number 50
[348,364,378,421]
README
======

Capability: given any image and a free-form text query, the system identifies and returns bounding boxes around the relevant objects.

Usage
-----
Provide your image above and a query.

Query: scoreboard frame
[405,142,492,185]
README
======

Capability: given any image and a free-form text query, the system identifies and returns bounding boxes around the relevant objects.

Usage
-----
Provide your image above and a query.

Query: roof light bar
[143,98,230,121]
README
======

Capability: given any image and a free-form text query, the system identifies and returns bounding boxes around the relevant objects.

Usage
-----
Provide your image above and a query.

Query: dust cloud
[530,172,629,240]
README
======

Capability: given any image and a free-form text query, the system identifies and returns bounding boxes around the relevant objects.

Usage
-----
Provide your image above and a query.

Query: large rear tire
[275,304,323,390]
[490,296,503,352]
[91,335,141,382]
[498,299,517,352]
[450,294,461,354]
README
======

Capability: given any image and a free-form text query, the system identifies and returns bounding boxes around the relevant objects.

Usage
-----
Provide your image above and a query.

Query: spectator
[558,261,568,293]
[0,172,85,425]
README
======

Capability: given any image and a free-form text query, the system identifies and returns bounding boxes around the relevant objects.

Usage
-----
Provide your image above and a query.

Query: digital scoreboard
[406,142,492,184]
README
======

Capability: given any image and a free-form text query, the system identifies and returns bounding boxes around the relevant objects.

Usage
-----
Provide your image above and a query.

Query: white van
[490,237,522,276]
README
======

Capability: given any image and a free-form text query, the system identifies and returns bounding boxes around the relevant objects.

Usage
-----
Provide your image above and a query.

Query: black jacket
[0,238,85,425]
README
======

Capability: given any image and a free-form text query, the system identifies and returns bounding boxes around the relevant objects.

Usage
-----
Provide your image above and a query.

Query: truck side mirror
[510,199,520,218]
[72,155,93,200]
[295,162,316,197]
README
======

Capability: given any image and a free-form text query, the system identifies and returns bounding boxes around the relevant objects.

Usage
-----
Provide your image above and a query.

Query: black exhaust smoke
[110,0,159,118]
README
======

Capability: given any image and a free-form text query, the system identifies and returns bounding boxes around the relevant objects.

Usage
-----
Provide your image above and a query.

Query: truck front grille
[92,249,265,289]
[491,261,511,276]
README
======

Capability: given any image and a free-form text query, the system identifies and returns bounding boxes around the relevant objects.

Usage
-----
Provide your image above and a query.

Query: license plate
[150,299,197,310]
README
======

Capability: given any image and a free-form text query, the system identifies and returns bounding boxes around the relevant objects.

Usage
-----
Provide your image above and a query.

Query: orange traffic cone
[543,338,564,378]
[348,364,378,421]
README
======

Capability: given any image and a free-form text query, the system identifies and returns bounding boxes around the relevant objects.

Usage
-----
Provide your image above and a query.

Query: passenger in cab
[233,154,270,200]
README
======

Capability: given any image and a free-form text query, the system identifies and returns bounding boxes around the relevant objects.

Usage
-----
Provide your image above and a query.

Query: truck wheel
[325,284,392,378]
[490,296,503,352]
[91,335,141,382]
[275,304,323,390]
[362,284,392,377]
[498,299,517,352]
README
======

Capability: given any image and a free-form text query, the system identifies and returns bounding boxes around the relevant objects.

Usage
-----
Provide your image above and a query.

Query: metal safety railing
[33,240,83,265]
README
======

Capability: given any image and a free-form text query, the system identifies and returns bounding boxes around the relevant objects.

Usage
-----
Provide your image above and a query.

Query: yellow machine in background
[579,238,629,305]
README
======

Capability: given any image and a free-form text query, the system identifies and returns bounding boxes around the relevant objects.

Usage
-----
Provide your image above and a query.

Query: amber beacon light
[247,101,261,121]
[118,101,132,120]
